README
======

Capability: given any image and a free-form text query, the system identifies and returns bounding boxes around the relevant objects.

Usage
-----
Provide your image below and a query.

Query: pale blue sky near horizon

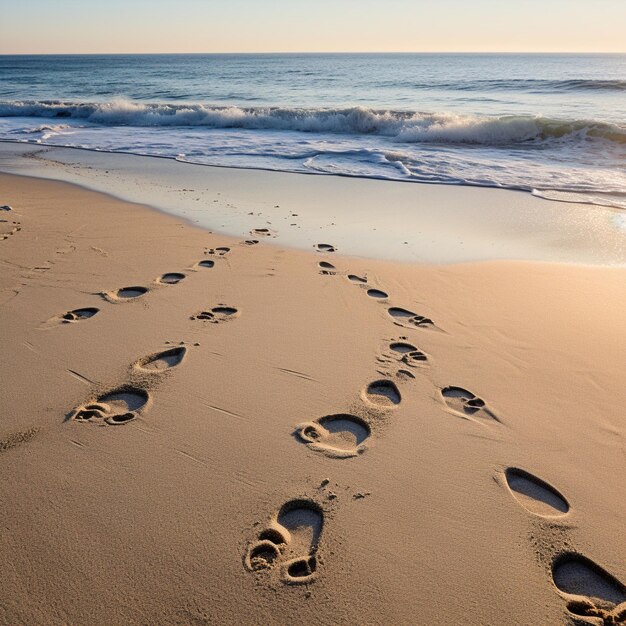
[1,0,625,54]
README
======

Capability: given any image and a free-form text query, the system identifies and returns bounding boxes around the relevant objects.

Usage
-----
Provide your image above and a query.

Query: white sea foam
[0,100,624,147]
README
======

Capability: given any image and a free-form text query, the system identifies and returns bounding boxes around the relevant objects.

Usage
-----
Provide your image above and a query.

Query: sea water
[0,53,624,208]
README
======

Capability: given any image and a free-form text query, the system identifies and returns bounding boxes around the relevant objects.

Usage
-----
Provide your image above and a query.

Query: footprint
[504,468,568,517]
[135,346,186,372]
[58,307,100,324]
[295,414,371,458]
[251,228,274,238]
[552,553,626,623]
[157,272,186,285]
[388,307,436,330]
[0,205,12,211]
[347,274,367,284]
[363,380,401,408]
[243,239,259,246]
[367,288,388,299]
[103,286,149,303]
[191,305,239,323]
[245,499,324,585]
[69,386,150,425]
[315,243,336,253]
[206,246,230,256]
[389,341,428,366]
[319,261,336,275]
[196,260,215,269]
[440,386,499,423]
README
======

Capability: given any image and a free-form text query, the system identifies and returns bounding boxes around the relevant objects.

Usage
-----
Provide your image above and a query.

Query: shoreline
[1,141,624,266]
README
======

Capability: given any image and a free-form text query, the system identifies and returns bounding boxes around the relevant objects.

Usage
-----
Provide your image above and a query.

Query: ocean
[0,53,624,208]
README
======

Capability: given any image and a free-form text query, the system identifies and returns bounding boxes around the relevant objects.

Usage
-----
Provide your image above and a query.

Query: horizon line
[1,50,625,56]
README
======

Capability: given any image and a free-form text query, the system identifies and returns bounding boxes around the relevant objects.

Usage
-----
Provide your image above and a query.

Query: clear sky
[2,0,625,55]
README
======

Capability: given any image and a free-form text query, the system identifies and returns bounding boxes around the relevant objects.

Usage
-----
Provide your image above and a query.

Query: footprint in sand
[315,243,336,253]
[504,468,568,517]
[243,239,259,246]
[191,305,239,324]
[157,272,186,285]
[0,205,12,211]
[206,246,230,256]
[69,386,150,425]
[440,386,499,423]
[367,288,388,299]
[389,341,428,366]
[250,228,274,238]
[56,307,100,324]
[295,414,371,458]
[363,379,401,408]
[552,553,626,624]
[102,286,149,303]
[319,261,337,275]
[134,346,187,372]
[196,259,215,269]
[245,499,324,585]
[0,220,21,241]
[347,274,367,284]
[388,307,436,330]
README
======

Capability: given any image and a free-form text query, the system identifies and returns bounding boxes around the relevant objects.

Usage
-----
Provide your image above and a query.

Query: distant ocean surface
[0,53,625,208]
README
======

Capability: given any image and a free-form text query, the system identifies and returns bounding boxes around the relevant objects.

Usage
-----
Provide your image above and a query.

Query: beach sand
[0,172,625,625]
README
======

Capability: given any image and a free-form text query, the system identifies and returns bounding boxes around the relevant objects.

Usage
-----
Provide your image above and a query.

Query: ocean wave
[1,100,625,147]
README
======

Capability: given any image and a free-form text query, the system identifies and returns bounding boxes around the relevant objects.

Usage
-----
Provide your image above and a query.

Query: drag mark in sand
[245,499,324,585]
[295,414,371,458]
[0,427,40,452]
[552,553,626,624]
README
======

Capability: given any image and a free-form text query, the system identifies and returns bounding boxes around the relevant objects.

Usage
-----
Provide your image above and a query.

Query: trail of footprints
[14,212,623,619]
[305,249,626,622]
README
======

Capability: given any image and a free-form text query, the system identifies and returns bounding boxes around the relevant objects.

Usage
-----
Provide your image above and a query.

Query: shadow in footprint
[388,307,436,330]
[390,341,428,366]
[505,468,568,517]
[367,289,388,299]
[245,499,324,585]
[295,414,371,458]
[103,286,148,303]
[135,346,186,372]
[441,386,499,423]
[191,305,239,324]
[59,307,99,324]
[363,380,401,408]
[69,386,150,426]
[319,261,336,275]
[348,274,367,284]
[197,260,215,269]
[315,243,336,253]
[206,247,230,256]
[553,553,626,623]
[157,272,185,285]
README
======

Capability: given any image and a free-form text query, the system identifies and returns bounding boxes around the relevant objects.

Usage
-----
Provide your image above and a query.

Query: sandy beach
[1,167,625,625]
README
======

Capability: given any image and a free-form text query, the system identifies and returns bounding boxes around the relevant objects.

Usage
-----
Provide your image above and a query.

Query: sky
[1,0,625,54]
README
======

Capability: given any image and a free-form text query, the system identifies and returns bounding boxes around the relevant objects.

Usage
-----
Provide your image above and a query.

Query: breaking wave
[1,100,625,146]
